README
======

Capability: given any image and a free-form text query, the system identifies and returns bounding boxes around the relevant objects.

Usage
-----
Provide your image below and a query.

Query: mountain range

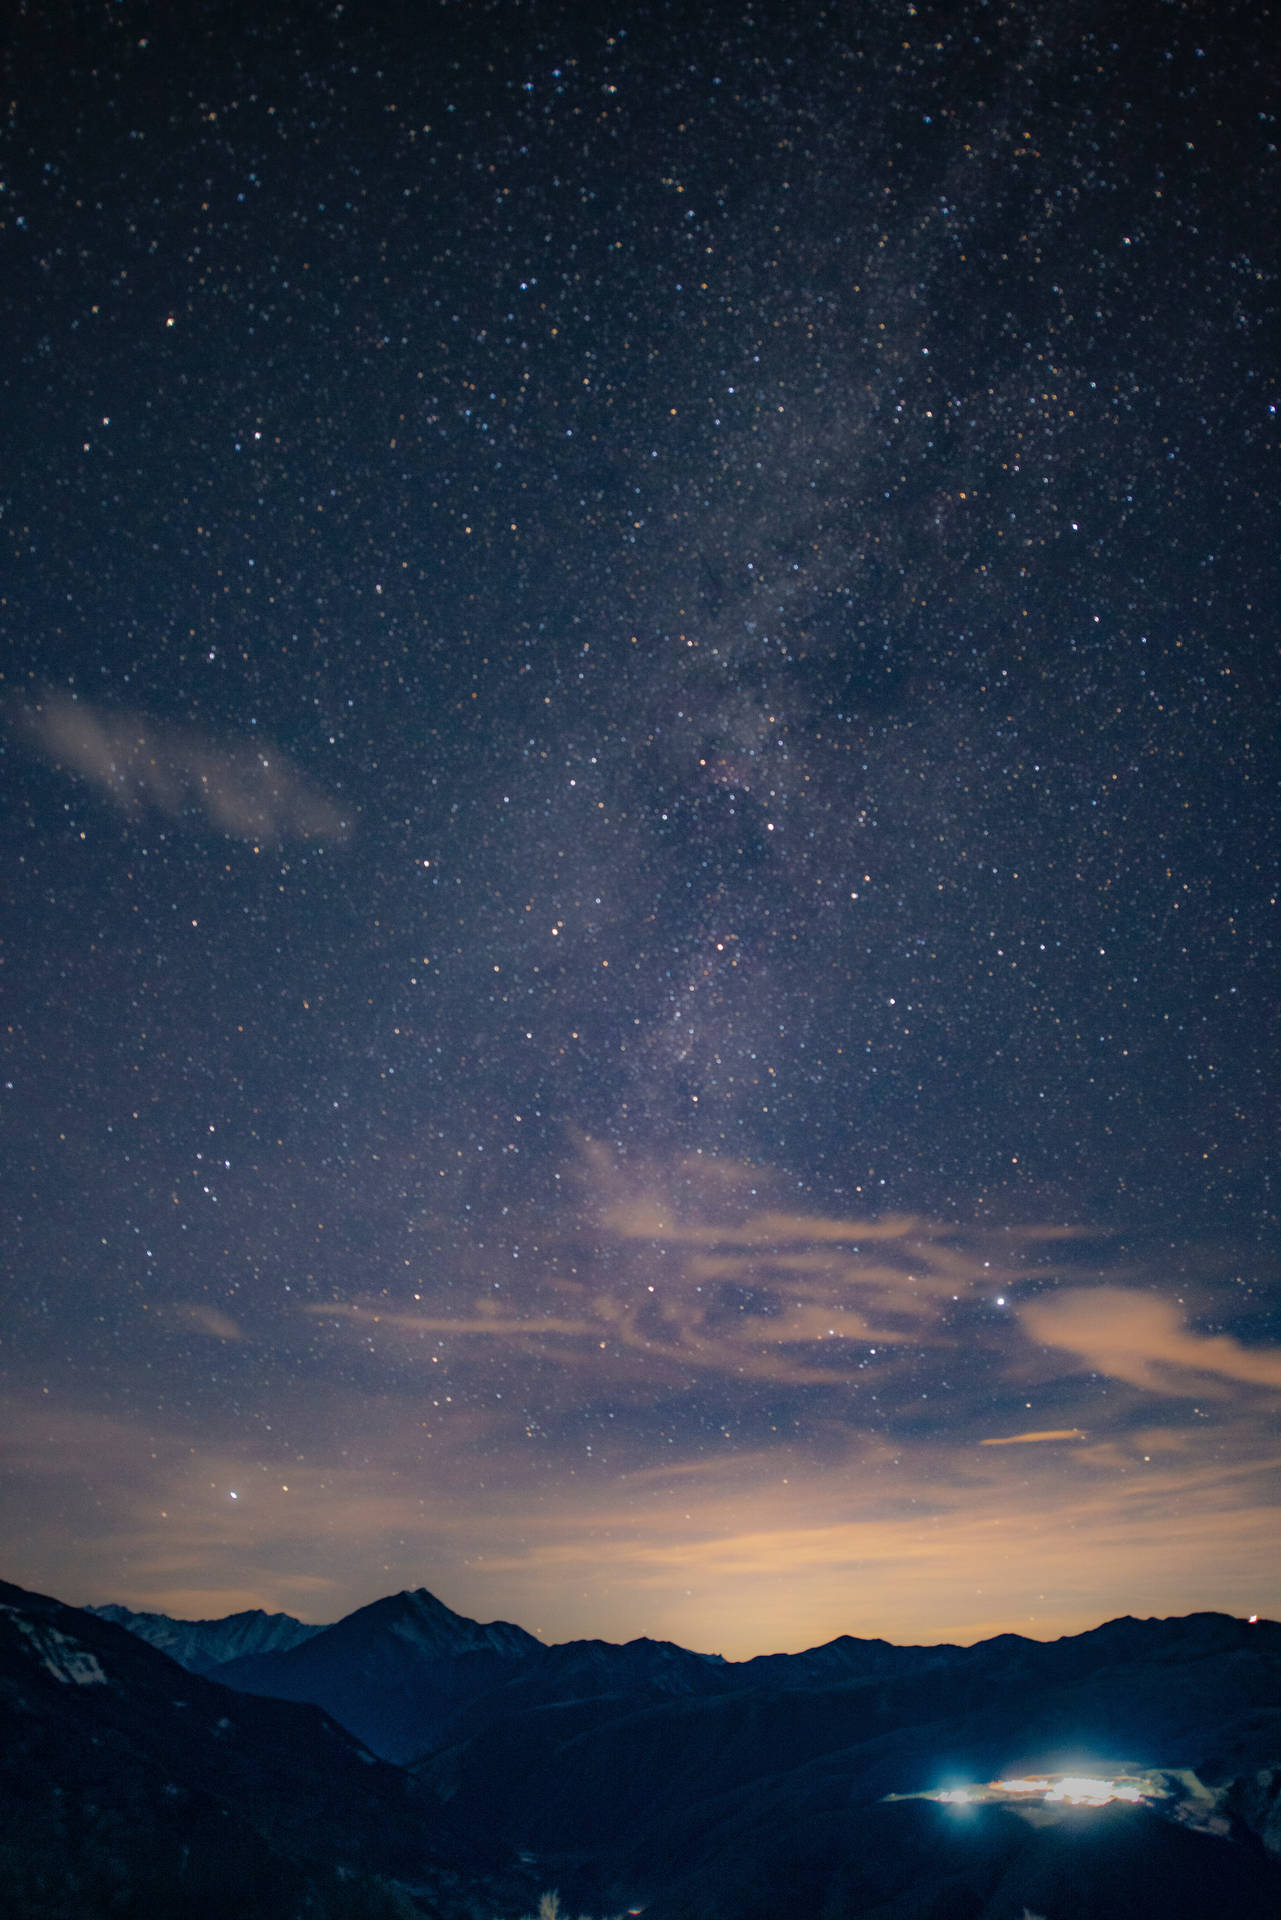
[0,1575,531,1919]
[88,1600,326,1674]
[6,1575,1281,1918]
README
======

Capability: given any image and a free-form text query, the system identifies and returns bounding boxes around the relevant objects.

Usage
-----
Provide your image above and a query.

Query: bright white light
[991,1774,1141,1806]
[891,1767,1167,1816]
[1049,1776,1141,1805]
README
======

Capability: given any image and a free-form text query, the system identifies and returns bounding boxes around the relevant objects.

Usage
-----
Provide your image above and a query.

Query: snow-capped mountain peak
[87,1601,324,1674]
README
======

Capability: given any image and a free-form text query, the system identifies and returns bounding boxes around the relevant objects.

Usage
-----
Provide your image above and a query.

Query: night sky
[3,0,1278,1657]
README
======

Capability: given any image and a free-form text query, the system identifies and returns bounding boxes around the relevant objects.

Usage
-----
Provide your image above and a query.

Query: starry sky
[2,0,1278,1657]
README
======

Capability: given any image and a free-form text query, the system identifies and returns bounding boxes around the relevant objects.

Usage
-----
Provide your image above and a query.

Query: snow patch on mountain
[2,1604,109,1686]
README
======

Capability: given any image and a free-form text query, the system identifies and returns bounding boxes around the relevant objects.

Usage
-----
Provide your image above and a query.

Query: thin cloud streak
[173,1304,248,1342]
[11,689,350,845]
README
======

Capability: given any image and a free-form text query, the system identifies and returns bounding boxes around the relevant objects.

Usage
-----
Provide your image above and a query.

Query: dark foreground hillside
[0,1578,530,1920]
[6,1575,1281,1919]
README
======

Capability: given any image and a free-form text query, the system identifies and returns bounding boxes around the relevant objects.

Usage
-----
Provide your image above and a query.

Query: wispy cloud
[11,689,349,845]
[309,1143,1066,1394]
[1020,1288,1281,1394]
[172,1304,248,1342]
[305,1143,1281,1457]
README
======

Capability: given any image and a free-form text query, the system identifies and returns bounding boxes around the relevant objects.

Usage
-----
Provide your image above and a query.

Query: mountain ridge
[87,1599,325,1672]
[0,1574,528,1918]
[5,1573,1280,1919]
[208,1584,545,1763]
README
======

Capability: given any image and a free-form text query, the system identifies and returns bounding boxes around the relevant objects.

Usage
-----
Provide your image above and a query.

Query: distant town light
[991,1775,1142,1806]
[900,1770,1161,1812]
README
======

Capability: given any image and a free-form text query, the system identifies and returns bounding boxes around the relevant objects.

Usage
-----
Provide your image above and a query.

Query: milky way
[1,0,1277,1652]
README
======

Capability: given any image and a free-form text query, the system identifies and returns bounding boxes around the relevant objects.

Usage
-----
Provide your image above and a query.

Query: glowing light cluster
[900,1770,1160,1812]
[993,1774,1143,1806]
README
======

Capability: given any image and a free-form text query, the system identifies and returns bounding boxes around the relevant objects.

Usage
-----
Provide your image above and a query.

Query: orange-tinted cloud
[312,1143,1065,1394]
[1020,1288,1281,1394]
[979,1429,1087,1446]
[12,689,349,844]
[307,1302,599,1339]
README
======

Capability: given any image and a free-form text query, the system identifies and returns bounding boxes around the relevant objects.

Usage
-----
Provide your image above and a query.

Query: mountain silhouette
[88,1599,324,1672]
[0,1575,530,1918]
[11,1574,1281,1918]
[213,1585,544,1762]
